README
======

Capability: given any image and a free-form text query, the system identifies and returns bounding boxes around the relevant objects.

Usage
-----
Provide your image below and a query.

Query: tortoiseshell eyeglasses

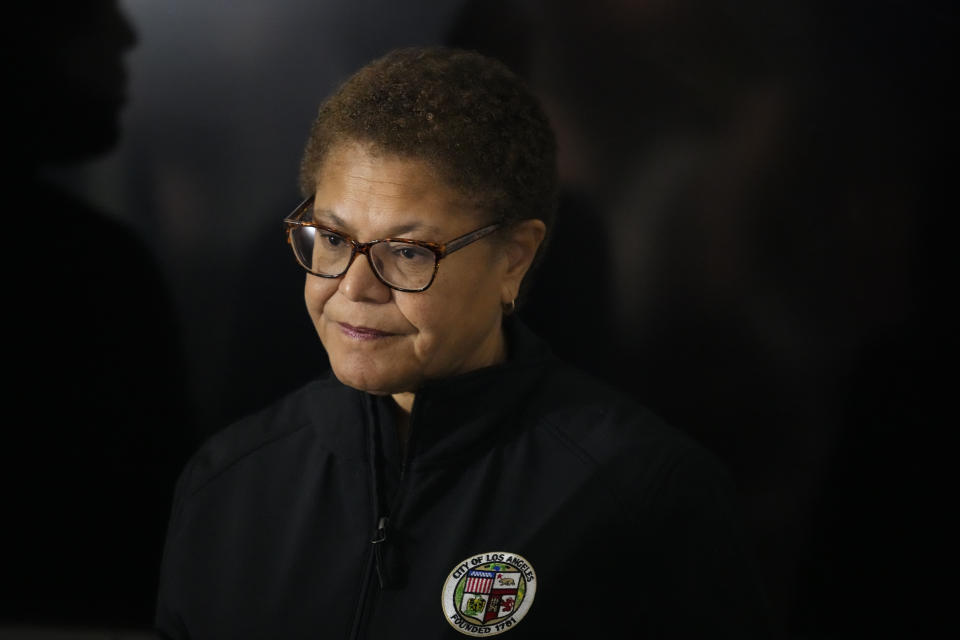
[283,195,501,293]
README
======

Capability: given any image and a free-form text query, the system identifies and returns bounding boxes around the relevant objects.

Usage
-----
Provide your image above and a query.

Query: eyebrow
[311,208,445,239]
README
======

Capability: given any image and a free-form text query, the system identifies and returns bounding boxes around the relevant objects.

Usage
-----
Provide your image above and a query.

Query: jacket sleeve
[638,445,778,638]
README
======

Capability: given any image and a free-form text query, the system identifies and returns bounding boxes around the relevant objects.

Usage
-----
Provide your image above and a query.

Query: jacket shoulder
[174,376,358,503]
[535,363,691,445]
[531,363,723,487]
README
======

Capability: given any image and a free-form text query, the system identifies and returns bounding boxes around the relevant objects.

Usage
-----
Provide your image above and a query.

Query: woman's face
[305,142,519,397]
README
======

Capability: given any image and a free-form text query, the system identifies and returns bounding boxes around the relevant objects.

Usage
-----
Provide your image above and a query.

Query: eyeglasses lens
[289,227,436,290]
[370,242,436,290]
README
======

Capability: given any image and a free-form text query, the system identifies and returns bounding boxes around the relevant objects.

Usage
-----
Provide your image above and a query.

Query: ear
[499,219,547,306]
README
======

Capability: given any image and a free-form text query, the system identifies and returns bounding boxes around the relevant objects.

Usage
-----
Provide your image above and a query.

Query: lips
[337,322,397,341]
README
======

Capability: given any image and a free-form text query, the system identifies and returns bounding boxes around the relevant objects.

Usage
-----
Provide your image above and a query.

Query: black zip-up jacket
[155,320,772,638]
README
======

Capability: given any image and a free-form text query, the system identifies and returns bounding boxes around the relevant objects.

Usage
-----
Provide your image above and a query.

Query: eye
[319,231,345,247]
[393,245,433,261]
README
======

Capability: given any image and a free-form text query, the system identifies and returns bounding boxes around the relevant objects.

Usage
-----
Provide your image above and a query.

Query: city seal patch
[441,551,537,636]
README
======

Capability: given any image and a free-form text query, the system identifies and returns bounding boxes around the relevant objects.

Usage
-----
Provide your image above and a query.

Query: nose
[338,251,392,303]
[101,0,139,52]
[115,3,139,52]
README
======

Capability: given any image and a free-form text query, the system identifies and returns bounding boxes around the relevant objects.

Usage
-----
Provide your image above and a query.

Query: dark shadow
[4,0,195,629]
[215,201,330,437]
[447,0,954,636]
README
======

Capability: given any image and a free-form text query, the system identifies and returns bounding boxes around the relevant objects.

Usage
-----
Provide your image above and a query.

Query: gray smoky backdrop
[37,0,954,636]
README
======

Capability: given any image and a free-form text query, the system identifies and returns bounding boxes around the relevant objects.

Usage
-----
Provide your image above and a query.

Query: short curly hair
[299,46,558,264]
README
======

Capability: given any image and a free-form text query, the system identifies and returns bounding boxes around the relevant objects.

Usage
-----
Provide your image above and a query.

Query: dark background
[4,0,953,636]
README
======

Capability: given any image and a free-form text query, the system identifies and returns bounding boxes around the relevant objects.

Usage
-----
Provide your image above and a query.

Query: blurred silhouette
[4,0,194,629]
[448,0,954,636]
[219,202,330,432]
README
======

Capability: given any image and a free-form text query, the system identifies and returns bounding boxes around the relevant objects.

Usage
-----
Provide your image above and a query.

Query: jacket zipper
[372,516,389,588]
[349,395,414,639]
[348,544,376,640]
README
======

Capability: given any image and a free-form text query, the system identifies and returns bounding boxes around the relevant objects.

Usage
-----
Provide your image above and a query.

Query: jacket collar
[371,316,558,472]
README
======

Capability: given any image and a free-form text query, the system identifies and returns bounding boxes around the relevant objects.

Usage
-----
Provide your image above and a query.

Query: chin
[328,356,420,396]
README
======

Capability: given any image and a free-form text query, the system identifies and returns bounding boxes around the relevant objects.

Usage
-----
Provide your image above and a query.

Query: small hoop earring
[502,298,517,316]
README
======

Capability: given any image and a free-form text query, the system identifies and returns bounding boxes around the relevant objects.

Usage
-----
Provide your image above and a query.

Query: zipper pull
[371,517,388,544]
[371,517,389,588]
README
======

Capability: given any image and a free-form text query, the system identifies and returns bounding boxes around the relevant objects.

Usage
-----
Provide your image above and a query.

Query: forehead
[311,142,478,238]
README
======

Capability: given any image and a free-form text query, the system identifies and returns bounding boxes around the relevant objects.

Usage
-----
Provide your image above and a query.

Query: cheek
[304,276,336,321]
[398,278,500,357]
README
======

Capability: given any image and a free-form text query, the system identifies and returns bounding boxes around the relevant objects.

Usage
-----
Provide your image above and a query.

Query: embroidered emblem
[441,551,537,636]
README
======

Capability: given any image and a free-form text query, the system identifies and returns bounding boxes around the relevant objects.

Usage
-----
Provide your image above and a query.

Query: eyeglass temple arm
[284,195,315,223]
[443,223,501,255]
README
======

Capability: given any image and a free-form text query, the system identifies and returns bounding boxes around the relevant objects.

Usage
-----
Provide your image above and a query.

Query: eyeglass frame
[283,195,503,293]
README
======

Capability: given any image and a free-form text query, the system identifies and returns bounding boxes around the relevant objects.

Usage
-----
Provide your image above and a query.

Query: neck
[392,391,415,415]
[390,394,413,459]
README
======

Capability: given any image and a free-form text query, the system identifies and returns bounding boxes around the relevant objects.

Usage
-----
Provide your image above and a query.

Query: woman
[155,47,771,639]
